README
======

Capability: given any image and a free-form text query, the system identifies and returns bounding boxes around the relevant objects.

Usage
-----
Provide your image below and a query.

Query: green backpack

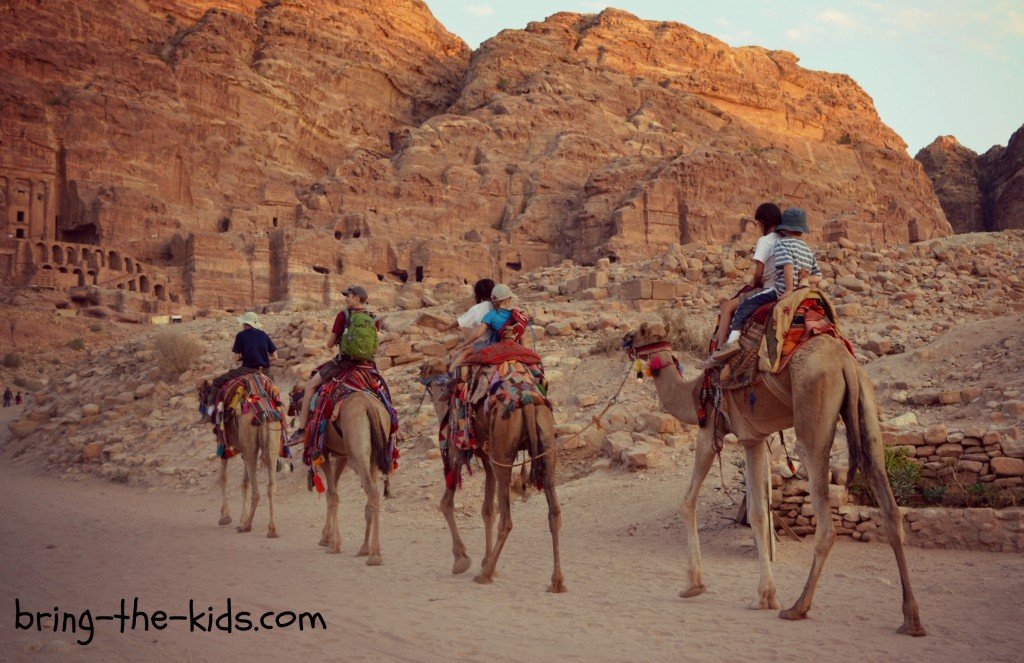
[339,309,379,360]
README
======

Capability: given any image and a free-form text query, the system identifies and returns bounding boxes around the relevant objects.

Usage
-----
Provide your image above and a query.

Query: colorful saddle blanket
[463,340,542,366]
[301,364,399,474]
[711,288,853,390]
[212,372,288,459]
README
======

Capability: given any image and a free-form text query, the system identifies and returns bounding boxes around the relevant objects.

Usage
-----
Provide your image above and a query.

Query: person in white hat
[448,283,517,370]
[203,311,279,413]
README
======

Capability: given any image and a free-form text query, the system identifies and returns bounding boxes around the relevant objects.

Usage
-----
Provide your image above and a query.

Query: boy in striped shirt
[709,207,821,363]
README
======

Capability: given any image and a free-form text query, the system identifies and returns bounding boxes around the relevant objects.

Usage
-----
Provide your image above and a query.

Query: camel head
[418,356,448,384]
[622,320,671,357]
[417,357,453,416]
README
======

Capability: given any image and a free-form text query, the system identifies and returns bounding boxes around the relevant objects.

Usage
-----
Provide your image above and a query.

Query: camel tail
[523,404,547,490]
[367,402,392,479]
[839,355,882,490]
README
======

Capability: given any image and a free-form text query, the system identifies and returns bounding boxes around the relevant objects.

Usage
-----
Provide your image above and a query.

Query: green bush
[2,352,21,368]
[921,485,946,505]
[89,323,103,333]
[885,447,921,507]
[66,337,86,351]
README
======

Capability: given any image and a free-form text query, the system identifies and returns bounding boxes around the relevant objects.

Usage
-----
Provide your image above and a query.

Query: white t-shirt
[753,232,780,290]
[457,301,493,329]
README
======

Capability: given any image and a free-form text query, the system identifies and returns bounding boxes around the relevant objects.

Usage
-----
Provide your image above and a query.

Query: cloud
[1007,9,1024,35]
[464,4,493,16]
[817,9,860,30]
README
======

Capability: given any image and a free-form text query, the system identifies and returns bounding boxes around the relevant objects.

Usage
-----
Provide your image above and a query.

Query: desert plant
[589,332,623,355]
[154,328,205,375]
[662,309,713,356]
[66,337,86,351]
[884,447,921,506]
[921,484,946,506]
[2,352,22,368]
[89,323,103,333]
[13,376,42,392]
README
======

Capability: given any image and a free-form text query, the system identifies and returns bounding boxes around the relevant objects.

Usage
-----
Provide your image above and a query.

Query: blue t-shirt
[232,327,277,368]
[481,308,513,343]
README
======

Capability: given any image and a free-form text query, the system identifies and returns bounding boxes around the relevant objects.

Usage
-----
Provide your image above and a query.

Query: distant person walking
[15,391,23,406]
[2,387,12,407]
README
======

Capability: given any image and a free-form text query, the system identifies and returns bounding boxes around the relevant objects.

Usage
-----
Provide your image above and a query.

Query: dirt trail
[1,424,1021,662]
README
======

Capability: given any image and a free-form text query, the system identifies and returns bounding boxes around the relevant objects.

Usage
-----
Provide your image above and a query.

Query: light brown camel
[199,381,281,538]
[419,357,566,592]
[289,387,392,565]
[624,321,925,636]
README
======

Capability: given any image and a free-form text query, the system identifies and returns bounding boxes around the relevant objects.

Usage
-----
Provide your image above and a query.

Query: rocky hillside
[1,2,949,300]
[916,123,1024,233]
[3,231,1022,493]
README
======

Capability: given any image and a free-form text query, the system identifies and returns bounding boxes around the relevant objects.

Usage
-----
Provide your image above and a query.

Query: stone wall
[771,424,1024,552]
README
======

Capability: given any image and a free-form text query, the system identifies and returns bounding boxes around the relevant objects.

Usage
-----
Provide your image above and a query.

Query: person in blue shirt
[448,283,515,371]
[204,311,278,414]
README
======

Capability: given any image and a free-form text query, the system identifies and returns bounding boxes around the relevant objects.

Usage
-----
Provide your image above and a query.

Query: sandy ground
[1,407,1023,662]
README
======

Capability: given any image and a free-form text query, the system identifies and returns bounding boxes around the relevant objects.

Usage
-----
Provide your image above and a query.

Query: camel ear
[663,320,671,336]
[639,322,649,336]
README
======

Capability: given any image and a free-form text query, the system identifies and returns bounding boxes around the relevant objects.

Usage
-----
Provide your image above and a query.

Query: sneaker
[287,428,306,446]
[709,341,741,363]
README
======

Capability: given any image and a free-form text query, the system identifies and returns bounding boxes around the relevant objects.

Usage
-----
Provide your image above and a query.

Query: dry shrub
[154,328,205,375]
[589,332,624,355]
[13,376,42,391]
[2,352,21,368]
[66,337,86,351]
[662,309,714,356]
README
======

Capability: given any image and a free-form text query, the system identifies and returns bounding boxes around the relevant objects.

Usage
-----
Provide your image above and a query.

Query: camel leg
[543,470,567,594]
[779,442,835,621]
[480,456,496,571]
[475,464,513,585]
[678,426,717,599]
[355,460,383,566]
[265,426,279,539]
[744,441,779,610]
[237,462,251,532]
[238,452,259,533]
[217,458,232,526]
[324,456,346,553]
[440,455,472,573]
[864,453,926,636]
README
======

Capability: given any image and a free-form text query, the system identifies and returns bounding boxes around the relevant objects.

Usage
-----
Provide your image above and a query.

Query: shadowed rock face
[1,3,950,307]
[917,125,1024,233]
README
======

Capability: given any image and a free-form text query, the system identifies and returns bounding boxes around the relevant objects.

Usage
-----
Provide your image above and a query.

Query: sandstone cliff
[1,3,951,309]
[916,124,1024,233]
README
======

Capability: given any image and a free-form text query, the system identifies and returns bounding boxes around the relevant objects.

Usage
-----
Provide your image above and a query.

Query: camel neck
[647,350,701,426]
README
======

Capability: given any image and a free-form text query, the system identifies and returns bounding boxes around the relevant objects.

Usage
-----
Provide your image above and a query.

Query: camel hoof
[366,555,383,566]
[218,516,232,526]
[897,622,927,637]
[547,580,568,594]
[318,537,329,547]
[749,597,781,610]
[267,530,279,539]
[328,545,342,554]
[236,525,251,533]
[778,607,807,622]
[473,574,493,585]
[678,584,706,599]
[452,556,472,575]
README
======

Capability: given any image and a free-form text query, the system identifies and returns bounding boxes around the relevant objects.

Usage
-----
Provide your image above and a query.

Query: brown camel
[289,387,392,565]
[198,381,282,538]
[624,321,925,636]
[419,357,566,592]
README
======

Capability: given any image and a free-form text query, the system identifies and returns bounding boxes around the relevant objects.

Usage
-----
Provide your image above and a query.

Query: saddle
[210,372,288,459]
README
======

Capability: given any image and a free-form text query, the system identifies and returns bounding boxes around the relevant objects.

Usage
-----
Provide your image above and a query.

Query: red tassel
[313,472,325,494]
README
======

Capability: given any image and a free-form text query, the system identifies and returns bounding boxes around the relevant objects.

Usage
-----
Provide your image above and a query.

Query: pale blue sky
[428,0,1024,155]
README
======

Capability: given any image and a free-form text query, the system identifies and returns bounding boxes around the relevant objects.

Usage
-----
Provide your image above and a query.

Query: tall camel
[290,387,392,565]
[419,357,566,592]
[199,381,282,538]
[624,321,925,636]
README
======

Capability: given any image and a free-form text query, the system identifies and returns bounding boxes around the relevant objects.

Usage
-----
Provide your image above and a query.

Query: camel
[419,357,566,592]
[624,321,925,636]
[198,380,282,538]
[289,387,392,565]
